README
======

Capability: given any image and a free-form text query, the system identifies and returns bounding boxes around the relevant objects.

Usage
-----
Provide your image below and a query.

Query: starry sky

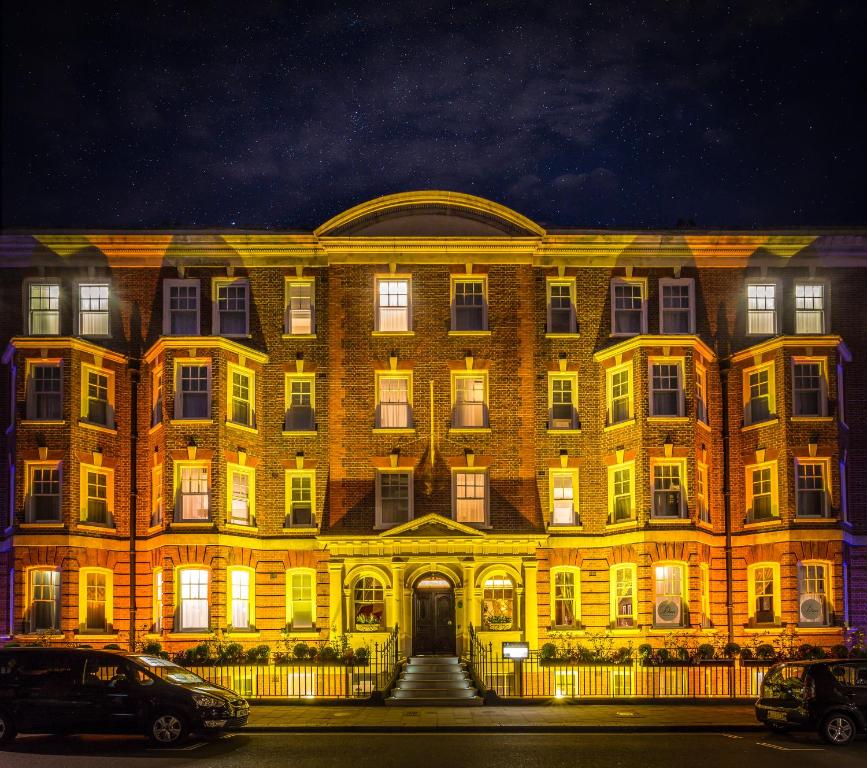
[2,1,866,230]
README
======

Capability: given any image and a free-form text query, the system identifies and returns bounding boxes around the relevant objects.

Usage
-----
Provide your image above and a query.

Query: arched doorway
[412,575,456,656]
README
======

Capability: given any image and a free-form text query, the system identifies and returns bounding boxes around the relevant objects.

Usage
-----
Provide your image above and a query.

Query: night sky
[2,1,866,231]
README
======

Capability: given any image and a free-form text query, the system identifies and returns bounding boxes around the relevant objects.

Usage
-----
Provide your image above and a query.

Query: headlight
[192,694,223,708]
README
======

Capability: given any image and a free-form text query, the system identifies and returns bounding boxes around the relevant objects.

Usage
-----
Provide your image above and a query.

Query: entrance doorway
[412,576,456,656]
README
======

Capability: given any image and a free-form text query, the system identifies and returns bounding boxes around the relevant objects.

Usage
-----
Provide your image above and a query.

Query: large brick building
[0,191,865,658]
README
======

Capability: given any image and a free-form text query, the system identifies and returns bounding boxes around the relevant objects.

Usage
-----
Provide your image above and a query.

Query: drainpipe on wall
[719,359,735,643]
[128,360,140,651]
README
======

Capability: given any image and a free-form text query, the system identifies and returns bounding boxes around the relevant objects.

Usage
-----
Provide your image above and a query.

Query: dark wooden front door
[412,589,456,655]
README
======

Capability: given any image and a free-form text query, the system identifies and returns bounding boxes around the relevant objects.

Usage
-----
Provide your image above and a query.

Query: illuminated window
[375,277,411,332]
[80,569,110,633]
[214,278,249,336]
[81,466,112,527]
[26,281,61,335]
[547,280,577,334]
[153,568,163,633]
[353,576,384,629]
[611,564,636,628]
[795,283,826,334]
[651,462,685,518]
[649,361,683,417]
[750,564,777,625]
[550,470,578,526]
[611,278,646,336]
[376,471,412,527]
[150,464,163,527]
[792,360,825,417]
[151,365,163,427]
[77,283,110,336]
[699,563,711,627]
[795,461,828,518]
[82,365,114,427]
[228,365,255,428]
[284,374,315,431]
[659,278,694,334]
[26,463,61,523]
[454,471,488,525]
[452,373,488,428]
[653,564,686,627]
[229,568,253,631]
[376,374,412,428]
[29,569,60,632]
[287,570,316,629]
[452,278,487,331]
[747,282,777,335]
[178,568,209,632]
[175,362,210,419]
[27,362,62,421]
[285,279,315,335]
[163,279,200,335]
[744,364,774,425]
[695,362,708,424]
[552,569,580,628]
[608,464,634,523]
[228,465,255,526]
[697,462,710,523]
[175,464,210,521]
[606,364,632,425]
[798,563,830,626]
[483,575,514,626]
[548,374,578,429]
[746,463,777,521]
[285,471,315,527]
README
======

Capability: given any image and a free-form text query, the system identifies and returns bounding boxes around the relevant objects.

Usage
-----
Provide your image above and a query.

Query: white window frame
[794,281,828,335]
[794,459,830,518]
[606,363,633,425]
[174,462,211,522]
[285,470,316,528]
[25,461,62,523]
[174,360,211,420]
[24,278,61,336]
[451,276,488,332]
[610,278,647,336]
[695,361,709,425]
[610,563,637,628]
[546,278,578,335]
[212,278,250,337]
[658,278,695,334]
[551,567,581,629]
[79,464,114,527]
[743,362,776,426]
[80,363,115,428]
[653,562,687,628]
[227,363,255,429]
[797,561,832,627]
[227,463,256,526]
[746,280,779,336]
[746,461,779,522]
[748,562,780,626]
[153,567,163,633]
[549,469,579,526]
[649,459,687,519]
[608,462,635,523]
[284,374,316,432]
[286,568,317,630]
[697,462,710,523]
[227,566,255,631]
[648,358,685,417]
[791,358,827,418]
[151,364,164,427]
[177,568,209,632]
[162,278,200,336]
[548,373,579,430]
[285,278,315,336]
[375,470,414,528]
[79,567,113,633]
[374,275,412,332]
[29,568,61,633]
[375,372,413,429]
[26,359,63,422]
[75,281,111,337]
[452,469,489,526]
[451,372,489,429]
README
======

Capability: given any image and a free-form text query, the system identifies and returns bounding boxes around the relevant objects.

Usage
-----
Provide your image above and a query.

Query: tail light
[803,675,815,701]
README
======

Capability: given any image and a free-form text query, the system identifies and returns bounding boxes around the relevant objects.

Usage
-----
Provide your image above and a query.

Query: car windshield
[135,656,206,685]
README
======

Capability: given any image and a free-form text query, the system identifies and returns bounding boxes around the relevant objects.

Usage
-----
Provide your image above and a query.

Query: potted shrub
[246,644,270,664]
[319,646,338,663]
[754,643,776,664]
[485,615,513,631]
[293,642,311,660]
[831,643,849,659]
[540,642,557,661]
[354,647,370,666]
[723,641,741,660]
[637,643,654,666]
[217,642,245,664]
[696,643,715,663]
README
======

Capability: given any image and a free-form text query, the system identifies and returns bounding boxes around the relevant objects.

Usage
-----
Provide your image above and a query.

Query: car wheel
[0,711,16,746]
[819,712,856,746]
[147,712,188,746]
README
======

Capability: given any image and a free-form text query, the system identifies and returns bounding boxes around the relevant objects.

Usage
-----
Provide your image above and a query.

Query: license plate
[767,710,787,722]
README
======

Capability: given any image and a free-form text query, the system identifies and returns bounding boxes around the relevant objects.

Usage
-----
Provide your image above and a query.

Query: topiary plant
[103,643,123,650]
[756,643,776,660]
[293,642,310,660]
[723,642,741,659]
[319,646,338,662]
[218,642,245,664]
[831,643,849,659]
[246,644,270,664]
[637,643,653,661]
[697,643,715,661]
[540,642,557,660]
[740,647,754,660]
[354,647,370,665]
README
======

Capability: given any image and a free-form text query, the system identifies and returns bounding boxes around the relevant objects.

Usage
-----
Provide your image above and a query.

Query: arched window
[482,575,514,628]
[353,576,384,629]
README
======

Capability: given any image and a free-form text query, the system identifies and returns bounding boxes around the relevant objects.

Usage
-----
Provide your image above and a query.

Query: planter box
[741,658,776,666]
[355,624,383,632]
[698,658,735,666]
[486,622,513,631]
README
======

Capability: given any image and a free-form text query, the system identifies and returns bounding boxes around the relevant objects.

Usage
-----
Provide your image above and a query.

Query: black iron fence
[468,626,772,700]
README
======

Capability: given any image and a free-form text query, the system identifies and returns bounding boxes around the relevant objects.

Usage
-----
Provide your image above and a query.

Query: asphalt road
[1,732,866,768]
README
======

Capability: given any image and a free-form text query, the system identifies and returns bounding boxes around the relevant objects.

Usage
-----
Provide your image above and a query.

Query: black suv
[755,659,867,745]
[0,648,249,746]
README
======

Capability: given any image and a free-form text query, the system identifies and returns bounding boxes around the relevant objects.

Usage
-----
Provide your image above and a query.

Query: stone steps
[386,656,483,707]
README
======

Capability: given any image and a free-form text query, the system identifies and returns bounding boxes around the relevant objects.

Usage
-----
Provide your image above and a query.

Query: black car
[755,659,867,745]
[0,647,249,746]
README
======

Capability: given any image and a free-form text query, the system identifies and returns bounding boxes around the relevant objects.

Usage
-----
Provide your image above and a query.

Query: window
[287,570,316,629]
[795,283,826,334]
[82,366,113,427]
[285,471,315,527]
[454,471,487,525]
[353,576,384,629]
[175,464,210,521]
[744,364,775,425]
[153,568,163,633]
[376,471,412,527]
[548,375,578,429]
[697,463,710,523]
[80,569,110,633]
[26,463,61,523]
[659,278,694,334]
[747,463,777,521]
[151,366,163,427]
[228,366,255,428]
[611,279,646,336]
[747,282,777,335]
[482,576,514,626]
[376,374,412,429]
[150,464,163,527]
[695,362,708,425]
[29,569,60,632]
[452,374,487,428]
[606,364,632,425]
[27,362,62,421]
[611,565,636,628]
[795,461,828,518]
[284,375,315,431]
[178,569,209,632]
[451,278,487,331]
[699,564,711,628]
[552,570,580,628]
[214,279,249,336]
[547,280,577,334]
[608,464,634,523]
[798,563,830,626]
[375,277,411,332]
[792,360,825,417]
[750,565,777,625]
[26,281,60,335]
[163,279,200,335]
[651,462,685,518]
[228,465,255,526]
[80,467,112,526]
[77,283,110,336]
[550,470,578,526]
[285,279,315,335]
[175,363,210,420]
[653,564,685,627]
[229,568,253,630]
[649,361,684,417]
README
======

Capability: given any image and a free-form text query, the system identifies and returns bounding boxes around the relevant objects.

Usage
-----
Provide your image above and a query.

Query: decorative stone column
[523,560,539,649]
[462,561,477,633]
[390,563,405,641]
[327,561,344,637]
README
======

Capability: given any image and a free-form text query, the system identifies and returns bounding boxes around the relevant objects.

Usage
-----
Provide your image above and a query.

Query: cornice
[3,336,127,365]
[143,336,269,365]
[593,334,717,363]
[729,335,849,364]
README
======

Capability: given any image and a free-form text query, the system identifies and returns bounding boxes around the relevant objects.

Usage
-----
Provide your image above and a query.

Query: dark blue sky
[2,1,866,230]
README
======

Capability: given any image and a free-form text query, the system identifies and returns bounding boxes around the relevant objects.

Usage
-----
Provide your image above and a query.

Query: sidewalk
[245,703,762,732]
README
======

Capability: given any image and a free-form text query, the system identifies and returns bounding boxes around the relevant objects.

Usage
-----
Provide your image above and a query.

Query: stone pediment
[378,513,486,538]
